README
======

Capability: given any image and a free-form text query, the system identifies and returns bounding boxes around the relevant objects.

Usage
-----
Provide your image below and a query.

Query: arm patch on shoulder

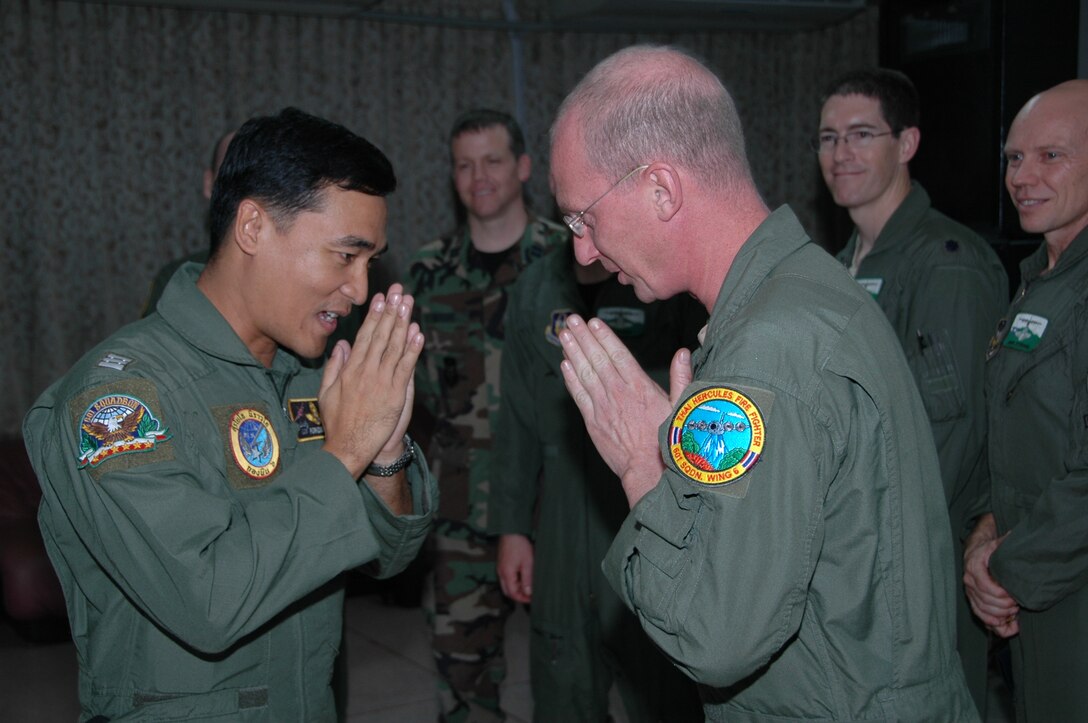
[68,379,174,479]
[665,383,774,498]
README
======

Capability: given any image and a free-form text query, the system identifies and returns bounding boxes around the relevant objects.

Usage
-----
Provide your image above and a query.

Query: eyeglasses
[563,164,649,237]
[809,129,894,154]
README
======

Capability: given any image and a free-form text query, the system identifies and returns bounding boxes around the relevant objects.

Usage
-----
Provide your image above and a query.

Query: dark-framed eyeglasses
[809,129,894,154]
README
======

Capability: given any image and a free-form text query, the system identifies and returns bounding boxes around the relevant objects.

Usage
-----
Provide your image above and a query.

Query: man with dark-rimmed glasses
[816,67,1006,714]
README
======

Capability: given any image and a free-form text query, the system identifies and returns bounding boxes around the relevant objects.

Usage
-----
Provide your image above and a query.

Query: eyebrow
[819,121,882,133]
[335,235,386,257]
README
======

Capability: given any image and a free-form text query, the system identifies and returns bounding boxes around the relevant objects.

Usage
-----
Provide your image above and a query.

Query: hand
[497,534,534,603]
[319,284,425,478]
[558,314,693,507]
[963,513,1020,637]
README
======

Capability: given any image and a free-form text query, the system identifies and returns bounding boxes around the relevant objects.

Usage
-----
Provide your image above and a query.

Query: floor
[0,592,1012,722]
[0,593,542,722]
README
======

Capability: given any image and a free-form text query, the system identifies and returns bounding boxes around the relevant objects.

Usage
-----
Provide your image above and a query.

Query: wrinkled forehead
[548,115,592,206]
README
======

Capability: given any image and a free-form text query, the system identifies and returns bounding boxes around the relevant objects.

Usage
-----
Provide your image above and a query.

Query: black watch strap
[364,435,415,477]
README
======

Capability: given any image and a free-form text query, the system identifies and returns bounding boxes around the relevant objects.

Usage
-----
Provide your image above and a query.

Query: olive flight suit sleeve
[602,378,845,688]
[487,286,541,537]
[25,376,434,656]
[359,440,437,579]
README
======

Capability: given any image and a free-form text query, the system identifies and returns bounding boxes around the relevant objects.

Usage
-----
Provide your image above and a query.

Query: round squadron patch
[228,408,280,479]
[78,394,170,469]
[668,386,765,485]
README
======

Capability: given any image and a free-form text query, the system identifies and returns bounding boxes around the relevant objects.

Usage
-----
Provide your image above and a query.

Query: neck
[1045,226,1084,271]
[687,188,770,314]
[196,257,277,367]
[467,204,530,253]
[848,173,912,256]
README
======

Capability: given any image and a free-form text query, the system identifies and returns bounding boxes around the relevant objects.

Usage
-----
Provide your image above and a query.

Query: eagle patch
[76,389,171,469]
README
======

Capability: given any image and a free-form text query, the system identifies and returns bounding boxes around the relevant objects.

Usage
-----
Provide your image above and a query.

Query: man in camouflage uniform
[409,109,567,722]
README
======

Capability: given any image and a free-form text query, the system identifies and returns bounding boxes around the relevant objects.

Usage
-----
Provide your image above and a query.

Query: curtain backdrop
[1,0,877,435]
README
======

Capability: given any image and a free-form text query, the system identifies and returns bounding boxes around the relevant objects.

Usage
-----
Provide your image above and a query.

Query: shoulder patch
[69,379,173,477]
[667,385,767,491]
[545,308,574,347]
[288,398,325,442]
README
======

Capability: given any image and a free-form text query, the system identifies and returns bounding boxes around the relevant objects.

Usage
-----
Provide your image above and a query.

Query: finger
[349,292,388,359]
[669,348,692,405]
[319,340,350,397]
[560,357,596,420]
[586,317,642,384]
[354,290,407,372]
[569,315,626,387]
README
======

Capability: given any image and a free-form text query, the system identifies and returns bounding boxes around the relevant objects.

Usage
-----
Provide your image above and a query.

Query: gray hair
[554,44,752,192]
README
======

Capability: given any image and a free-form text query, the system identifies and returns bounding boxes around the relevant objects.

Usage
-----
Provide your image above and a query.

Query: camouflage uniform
[410,217,566,722]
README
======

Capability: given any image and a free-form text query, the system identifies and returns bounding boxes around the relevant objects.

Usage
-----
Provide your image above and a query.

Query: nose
[341,262,369,307]
[1007,158,1036,189]
[572,234,601,266]
[831,136,853,163]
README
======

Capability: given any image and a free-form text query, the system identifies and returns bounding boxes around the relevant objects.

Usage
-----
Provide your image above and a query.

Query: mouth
[318,310,342,333]
[1015,197,1047,209]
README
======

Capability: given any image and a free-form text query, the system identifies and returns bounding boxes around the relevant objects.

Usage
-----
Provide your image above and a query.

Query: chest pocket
[909,328,966,422]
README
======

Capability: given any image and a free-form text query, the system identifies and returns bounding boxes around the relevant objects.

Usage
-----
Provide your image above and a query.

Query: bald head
[1005,79,1088,252]
[552,44,753,193]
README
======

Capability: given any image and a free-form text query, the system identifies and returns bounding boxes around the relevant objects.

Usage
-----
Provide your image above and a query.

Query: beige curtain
[1,0,877,435]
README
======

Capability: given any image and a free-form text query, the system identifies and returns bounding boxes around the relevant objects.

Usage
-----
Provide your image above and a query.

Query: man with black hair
[24,107,436,722]
[410,108,566,722]
[815,68,1006,710]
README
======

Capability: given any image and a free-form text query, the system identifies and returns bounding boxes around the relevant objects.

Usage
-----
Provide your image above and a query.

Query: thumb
[670,347,693,405]
[320,340,350,398]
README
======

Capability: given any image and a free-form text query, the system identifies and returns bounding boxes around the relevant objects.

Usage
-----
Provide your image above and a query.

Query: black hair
[208,107,396,257]
[448,108,526,158]
[819,68,920,135]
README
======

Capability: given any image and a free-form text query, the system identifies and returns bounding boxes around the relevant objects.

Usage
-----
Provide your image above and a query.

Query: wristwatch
[364,435,415,477]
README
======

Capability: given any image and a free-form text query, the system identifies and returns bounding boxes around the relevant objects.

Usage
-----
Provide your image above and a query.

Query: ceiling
[73,0,872,32]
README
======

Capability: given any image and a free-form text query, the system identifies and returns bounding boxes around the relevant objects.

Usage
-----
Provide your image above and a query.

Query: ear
[232,199,266,258]
[646,164,683,221]
[517,153,532,183]
[898,127,920,164]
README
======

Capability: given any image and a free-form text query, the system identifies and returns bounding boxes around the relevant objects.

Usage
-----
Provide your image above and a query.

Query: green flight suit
[604,207,979,721]
[836,182,1007,708]
[488,244,704,722]
[23,264,436,722]
[983,226,1088,722]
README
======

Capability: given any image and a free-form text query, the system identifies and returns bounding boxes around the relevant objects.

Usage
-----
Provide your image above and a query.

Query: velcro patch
[288,398,325,442]
[213,404,281,489]
[597,306,646,337]
[1003,312,1048,352]
[666,384,771,497]
[68,379,173,480]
